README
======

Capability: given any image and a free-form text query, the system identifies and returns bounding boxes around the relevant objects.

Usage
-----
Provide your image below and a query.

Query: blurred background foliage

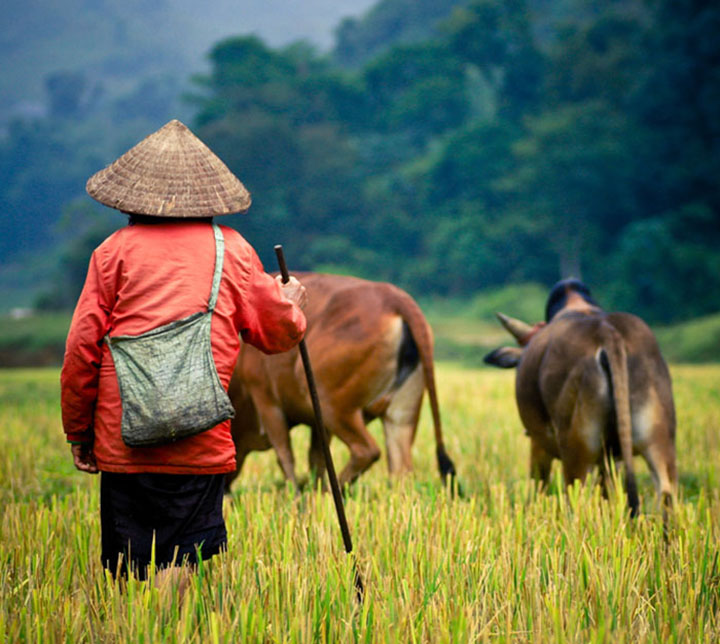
[1,0,719,332]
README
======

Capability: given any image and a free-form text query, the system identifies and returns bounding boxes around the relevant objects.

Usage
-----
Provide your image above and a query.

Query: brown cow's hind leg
[382,366,423,475]
[258,406,298,486]
[330,410,381,486]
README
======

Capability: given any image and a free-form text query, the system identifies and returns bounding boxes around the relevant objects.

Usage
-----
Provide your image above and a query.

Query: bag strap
[208,224,225,313]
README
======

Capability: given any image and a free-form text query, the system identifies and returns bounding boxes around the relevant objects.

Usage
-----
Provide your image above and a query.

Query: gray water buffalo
[484,279,677,517]
[225,273,456,490]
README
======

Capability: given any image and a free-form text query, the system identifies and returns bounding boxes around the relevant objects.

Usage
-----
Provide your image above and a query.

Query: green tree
[334,0,468,67]
[363,41,468,143]
[500,101,637,280]
[0,118,101,262]
[35,199,121,310]
[630,0,720,225]
[191,36,373,271]
[445,0,545,121]
[608,205,720,321]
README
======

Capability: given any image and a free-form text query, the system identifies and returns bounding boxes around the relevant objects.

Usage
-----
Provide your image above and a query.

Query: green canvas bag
[106,224,235,447]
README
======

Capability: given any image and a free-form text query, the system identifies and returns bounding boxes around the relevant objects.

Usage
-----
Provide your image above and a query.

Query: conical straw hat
[86,119,251,217]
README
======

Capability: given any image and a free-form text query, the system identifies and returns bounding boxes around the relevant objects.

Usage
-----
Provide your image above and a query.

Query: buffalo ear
[483,346,523,369]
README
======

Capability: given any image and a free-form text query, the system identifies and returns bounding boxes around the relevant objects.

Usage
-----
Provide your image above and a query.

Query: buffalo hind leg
[559,425,598,489]
[642,437,677,525]
[597,454,613,500]
[529,439,554,490]
[560,454,595,490]
[558,367,605,493]
[558,429,600,500]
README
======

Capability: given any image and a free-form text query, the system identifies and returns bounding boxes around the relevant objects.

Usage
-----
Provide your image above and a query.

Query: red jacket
[60,221,306,474]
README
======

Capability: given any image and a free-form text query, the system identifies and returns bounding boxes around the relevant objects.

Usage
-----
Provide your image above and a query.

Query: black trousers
[100,472,227,580]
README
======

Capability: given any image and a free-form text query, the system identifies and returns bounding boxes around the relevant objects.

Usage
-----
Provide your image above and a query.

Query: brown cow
[225,273,456,490]
[484,279,677,517]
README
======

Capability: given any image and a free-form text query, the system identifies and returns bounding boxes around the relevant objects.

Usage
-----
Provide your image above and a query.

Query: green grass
[655,313,720,363]
[0,313,71,367]
[419,284,548,365]
[1,365,719,641]
[0,313,71,349]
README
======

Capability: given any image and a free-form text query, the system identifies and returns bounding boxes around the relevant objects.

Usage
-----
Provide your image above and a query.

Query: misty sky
[1,0,377,118]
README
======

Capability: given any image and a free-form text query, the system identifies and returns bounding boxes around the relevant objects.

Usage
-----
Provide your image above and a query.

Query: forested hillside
[334,0,470,66]
[190,0,720,322]
[1,0,718,324]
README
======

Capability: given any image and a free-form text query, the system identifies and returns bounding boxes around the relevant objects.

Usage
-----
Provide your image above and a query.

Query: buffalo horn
[495,312,533,344]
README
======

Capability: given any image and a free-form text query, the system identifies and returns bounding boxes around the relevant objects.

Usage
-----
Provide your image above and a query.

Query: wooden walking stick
[274,245,365,603]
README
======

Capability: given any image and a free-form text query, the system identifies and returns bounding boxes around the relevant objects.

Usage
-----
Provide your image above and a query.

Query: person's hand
[276,275,308,310]
[71,443,99,474]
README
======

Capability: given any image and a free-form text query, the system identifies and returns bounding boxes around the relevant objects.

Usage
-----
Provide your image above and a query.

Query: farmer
[60,119,307,587]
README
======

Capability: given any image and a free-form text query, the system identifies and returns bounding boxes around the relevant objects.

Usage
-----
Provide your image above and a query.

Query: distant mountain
[1,0,376,123]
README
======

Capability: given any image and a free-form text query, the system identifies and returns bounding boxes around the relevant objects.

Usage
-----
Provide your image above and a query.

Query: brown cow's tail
[388,286,458,489]
[599,329,639,518]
